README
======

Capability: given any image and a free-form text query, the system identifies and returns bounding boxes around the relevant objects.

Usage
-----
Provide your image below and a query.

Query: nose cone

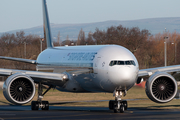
[119,67,134,81]
[108,66,138,87]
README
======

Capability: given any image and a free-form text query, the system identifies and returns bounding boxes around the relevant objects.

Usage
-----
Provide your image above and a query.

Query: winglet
[42,0,53,48]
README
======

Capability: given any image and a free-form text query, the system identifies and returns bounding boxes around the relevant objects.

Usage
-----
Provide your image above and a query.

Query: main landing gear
[31,82,53,110]
[109,90,127,113]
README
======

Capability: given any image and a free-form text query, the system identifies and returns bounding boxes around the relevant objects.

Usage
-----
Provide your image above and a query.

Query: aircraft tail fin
[42,0,53,48]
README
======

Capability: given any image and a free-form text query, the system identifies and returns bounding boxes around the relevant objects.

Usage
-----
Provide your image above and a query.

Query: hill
[1,17,180,41]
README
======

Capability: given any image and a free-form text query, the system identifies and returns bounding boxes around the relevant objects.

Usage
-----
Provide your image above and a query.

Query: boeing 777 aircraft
[0,0,180,113]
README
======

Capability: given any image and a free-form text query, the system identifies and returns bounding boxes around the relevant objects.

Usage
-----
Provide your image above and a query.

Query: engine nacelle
[145,72,178,103]
[3,73,36,105]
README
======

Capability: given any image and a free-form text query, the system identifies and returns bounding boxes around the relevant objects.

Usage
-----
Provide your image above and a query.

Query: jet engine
[145,72,178,103]
[3,73,35,105]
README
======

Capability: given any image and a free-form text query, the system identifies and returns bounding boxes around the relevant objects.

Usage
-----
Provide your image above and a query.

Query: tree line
[0,25,180,71]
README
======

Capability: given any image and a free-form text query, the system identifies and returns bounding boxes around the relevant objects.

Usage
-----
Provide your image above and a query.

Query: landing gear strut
[109,90,127,113]
[31,82,53,110]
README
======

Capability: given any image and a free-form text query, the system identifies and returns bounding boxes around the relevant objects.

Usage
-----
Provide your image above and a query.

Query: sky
[0,0,180,32]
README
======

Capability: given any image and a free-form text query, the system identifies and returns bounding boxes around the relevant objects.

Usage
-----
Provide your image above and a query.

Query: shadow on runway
[0,99,180,112]
[0,104,178,112]
[149,104,180,109]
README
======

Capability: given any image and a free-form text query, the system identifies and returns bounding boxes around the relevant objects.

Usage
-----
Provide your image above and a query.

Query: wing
[0,68,68,86]
[0,56,37,64]
[138,65,180,77]
[0,57,68,86]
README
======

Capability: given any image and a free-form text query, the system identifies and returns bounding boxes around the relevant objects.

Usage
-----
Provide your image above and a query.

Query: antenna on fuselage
[42,0,53,48]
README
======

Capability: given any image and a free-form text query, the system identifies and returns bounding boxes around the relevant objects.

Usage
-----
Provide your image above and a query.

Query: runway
[0,105,180,120]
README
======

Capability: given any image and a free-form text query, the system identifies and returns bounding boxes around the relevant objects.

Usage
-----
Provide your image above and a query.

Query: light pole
[171,42,177,63]
[24,41,26,59]
[24,40,26,69]
[39,38,44,52]
[175,43,177,63]
[164,28,168,66]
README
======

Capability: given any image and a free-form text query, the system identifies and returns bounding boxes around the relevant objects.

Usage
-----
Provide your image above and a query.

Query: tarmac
[0,105,180,120]
[1,81,180,119]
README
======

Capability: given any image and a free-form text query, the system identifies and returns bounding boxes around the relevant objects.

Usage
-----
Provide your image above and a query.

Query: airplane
[0,0,180,113]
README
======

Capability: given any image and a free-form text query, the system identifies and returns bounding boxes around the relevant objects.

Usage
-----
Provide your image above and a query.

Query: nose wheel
[109,90,128,113]
[109,100,127,113]
[119,104,125,113]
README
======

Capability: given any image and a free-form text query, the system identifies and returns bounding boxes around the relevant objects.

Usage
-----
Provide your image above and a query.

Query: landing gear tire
[31,101,39,110]
[120,105,125,113]
[114,108,119,113]
[109,100,127,113]
[41,101,49,110]
[122,101,127,110]
[31,101,49,110]
[109,100,114,110]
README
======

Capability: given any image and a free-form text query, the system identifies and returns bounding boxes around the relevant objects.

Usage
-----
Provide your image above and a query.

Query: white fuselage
[36,45,139,93]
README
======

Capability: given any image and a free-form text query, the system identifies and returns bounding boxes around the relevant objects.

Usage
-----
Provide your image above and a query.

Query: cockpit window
[130,60,136,66]
[125,61,131,65]
[118,61,124,65]
[113,61,117,65]
[109,60,136,66]
[109,61,113,66]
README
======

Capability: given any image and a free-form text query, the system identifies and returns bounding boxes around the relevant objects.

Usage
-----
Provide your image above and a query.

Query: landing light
[62,74,68,81]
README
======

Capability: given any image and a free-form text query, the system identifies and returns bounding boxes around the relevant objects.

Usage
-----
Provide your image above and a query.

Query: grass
[1,86,180,109]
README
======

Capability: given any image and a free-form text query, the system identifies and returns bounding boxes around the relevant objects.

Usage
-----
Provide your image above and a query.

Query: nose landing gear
[109,90,127,113]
